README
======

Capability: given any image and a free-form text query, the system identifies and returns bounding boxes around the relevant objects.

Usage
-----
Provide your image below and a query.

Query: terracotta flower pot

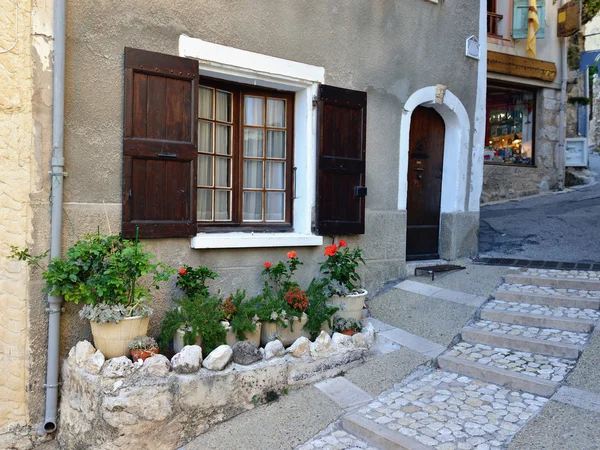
[130,348,159,362]
[224,322,262,347]
[173,327,202,353]
[260,314,310,347]
[340,329,355,336]
[327,289,368,321]
[90,316,150,359]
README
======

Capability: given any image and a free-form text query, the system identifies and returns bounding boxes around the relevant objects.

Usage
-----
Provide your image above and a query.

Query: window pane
[197,189,213,221]
[243,191,263,221]
[215,190,231,221]
[265,192,284,221]
[243,160,263,189]
[266,130,286,158]
[198,121,213,154]
[216,91,232,123]
[198,87,214,119]
[198,155,213,186]
[244,128,264,157]
[244,96,264,126]
[267,99,285,127]
[485,86,535,166]
[216,157,231,188]
[265,161,285,190]
[216,124,231,155]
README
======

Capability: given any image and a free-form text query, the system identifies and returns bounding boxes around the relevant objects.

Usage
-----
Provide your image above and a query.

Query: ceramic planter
[173,327,202,353]
[260,314,310,347]
[130,348,159,362]
[90,316,149,359]
[327,289,368,321]
[340,329,355,336]
[224,322,262,347]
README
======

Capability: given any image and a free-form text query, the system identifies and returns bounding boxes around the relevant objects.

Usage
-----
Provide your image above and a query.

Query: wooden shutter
[122,47,199,238]
[316,85,367,235]
[512,0,545,39]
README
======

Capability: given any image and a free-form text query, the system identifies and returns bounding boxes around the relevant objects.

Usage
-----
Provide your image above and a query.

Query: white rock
[85,350,105,375]
[362,323,376,347]
[352,333,368,348]
[68,340,96,368]
[310,331,334,358]
[287,337,310,357]
[102,356,134,378]
[332,332,353,350]
[141,354,171,377]
[264,340,285,359]
[202,345,233,371]
[171,345,202,374]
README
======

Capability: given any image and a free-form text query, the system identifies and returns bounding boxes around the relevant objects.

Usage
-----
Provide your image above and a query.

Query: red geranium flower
[287,251,297,259]
[339,239,347,247]
[178,267,187,276]
[324,244,338,257]
[264,261,272,269]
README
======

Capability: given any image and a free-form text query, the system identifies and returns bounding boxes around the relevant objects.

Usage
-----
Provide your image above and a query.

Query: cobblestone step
[495,290,600,310]
[506,272,600,291]
[498,282,600,299]
[440,342,575,396]
[461,326,581,359]
[346,370,547,449]
[298,422,380,450]
[480,308,596,334]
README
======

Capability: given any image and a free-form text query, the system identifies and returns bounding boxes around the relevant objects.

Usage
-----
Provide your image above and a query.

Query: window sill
[191,232,323,249]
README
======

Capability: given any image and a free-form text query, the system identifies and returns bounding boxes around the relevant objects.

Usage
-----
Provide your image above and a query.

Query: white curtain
[197,189,212,221]
[216,91,231,122]
[244,129,263,157]
[215,190,230,221]
[198,87,213,119]
[244,97,264,126]
[265,161,285,190]
[243,160,263,189]
[243,192,262,221]
[266,99,285,127]
[265,192,284,221]
[216,124,231,155]
[266,130,285,158]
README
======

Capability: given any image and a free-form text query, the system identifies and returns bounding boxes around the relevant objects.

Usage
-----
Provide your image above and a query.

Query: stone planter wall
[57,329,374,449]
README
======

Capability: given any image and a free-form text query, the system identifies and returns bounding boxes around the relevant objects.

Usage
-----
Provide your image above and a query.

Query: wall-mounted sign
[557,1,581,37]
[487,51,557,82]
[466,35,480,60]
[565,137,588,167]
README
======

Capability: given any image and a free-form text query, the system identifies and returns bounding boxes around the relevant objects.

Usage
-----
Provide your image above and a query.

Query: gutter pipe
[557,0,568,188]
[43,0,66,434]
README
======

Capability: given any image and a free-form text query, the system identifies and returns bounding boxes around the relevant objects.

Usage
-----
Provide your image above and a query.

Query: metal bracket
[45,307,65,315]
[43,383,61,389]
[48,171,68,177]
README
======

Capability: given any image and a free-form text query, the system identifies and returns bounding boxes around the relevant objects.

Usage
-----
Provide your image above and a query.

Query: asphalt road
[479,152,600,263]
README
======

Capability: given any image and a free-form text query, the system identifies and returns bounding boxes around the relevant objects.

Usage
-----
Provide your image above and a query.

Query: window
[485,84,536,166]
[196,79,294,230]
[487,0,503,38]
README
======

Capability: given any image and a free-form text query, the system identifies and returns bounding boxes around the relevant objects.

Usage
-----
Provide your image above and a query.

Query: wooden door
[406,106,445,260]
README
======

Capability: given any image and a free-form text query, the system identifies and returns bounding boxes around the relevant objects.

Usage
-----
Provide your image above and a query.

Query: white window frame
[179,35,324,249]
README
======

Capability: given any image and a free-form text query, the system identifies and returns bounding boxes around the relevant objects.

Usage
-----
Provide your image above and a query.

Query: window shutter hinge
[312,95,319,109]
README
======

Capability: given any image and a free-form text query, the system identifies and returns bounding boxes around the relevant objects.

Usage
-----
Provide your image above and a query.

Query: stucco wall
[0,0,33,440]
[25,0,481,426]
[481,88,561,203]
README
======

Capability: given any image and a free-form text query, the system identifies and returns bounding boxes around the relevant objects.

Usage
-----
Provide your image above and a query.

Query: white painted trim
[179,35,324,249]
[397,87,471,214]
[191,233,323,249]
[179,35,324,85]
[468,0,488,212]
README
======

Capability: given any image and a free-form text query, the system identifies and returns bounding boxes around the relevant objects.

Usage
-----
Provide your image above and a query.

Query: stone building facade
[1,0,487,443]
[482,0,565,203]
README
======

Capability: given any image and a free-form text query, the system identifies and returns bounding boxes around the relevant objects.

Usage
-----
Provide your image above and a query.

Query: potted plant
[128,335,159,362]
[169,265,218,351]
[332,317,363,336]
[258,251,310,347]
[13,233,173,358]
[321,240,367,321]
[219,290,262,347]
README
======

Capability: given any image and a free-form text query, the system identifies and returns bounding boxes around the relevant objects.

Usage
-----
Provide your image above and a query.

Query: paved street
[479,153,600,263]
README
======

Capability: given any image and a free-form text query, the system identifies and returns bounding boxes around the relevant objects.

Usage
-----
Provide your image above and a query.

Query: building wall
[24,0,482,426]
[0,0,33,441]
[483,0,564,202]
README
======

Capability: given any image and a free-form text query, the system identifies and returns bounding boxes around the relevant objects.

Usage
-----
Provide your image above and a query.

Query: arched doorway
[406,106,446,259]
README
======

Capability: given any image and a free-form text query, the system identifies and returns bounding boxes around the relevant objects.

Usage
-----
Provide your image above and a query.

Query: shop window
[485,84,536,166]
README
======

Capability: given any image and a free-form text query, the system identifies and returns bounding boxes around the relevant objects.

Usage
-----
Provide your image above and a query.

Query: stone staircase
[302,268,600,450]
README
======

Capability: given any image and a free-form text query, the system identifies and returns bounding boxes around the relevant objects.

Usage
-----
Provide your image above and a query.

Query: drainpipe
[43,0,66,434]
[557,0,568,188]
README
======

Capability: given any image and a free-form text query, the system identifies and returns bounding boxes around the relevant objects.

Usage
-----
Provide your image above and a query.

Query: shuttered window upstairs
[122,47,199,238]
[512,0,545,39]
[317,85,367,236]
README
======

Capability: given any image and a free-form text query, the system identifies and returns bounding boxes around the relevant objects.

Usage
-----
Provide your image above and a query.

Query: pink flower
[339,239,347,247]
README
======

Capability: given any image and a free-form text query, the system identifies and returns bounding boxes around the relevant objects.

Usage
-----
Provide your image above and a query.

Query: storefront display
[485,84,535,166]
